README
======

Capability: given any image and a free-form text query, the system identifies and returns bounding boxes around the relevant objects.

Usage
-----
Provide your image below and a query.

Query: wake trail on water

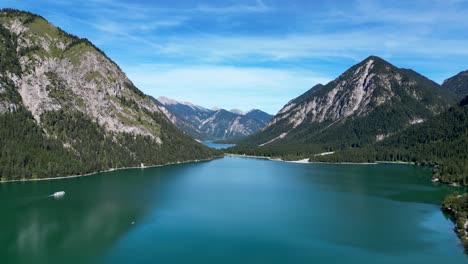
[11,191,66,206]
[3,194,52,209]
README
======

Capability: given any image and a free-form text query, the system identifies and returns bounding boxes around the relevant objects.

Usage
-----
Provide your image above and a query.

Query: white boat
[51,191,65,197]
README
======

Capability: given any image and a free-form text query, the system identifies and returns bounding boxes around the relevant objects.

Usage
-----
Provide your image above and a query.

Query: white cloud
[22,0,468,110]
[123,64,331,114]
[138,32,468,64]
[350,0,468,26]
[42,0,468,65]
[194,0,271,14]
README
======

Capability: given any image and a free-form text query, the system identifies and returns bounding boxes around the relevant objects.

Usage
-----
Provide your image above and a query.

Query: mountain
[230,109,245,115]
[157,96,272,140]
[0,9,219,181]
[154,96,214,139]
[245,109,274,124]
[235,56,455,152]
[312,95,468,184]
[443,70,468,100]
[198,109,264,139]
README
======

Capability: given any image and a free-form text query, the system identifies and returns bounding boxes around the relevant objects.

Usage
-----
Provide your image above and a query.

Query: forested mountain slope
[443,70,468,100]
[0,9,219,181]
[311,96,468,185]
[232,56,455,155]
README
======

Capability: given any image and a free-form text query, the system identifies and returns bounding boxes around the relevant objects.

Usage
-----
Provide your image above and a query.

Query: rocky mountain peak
[267,56,451,132]
[268,57,386,129]
[249,56,454,148]
[0,9,168,139]
[157,96,180,105]
[157,96,211,113]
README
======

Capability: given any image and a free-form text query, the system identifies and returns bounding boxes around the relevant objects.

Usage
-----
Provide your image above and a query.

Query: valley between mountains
[156,96,273,141]
[1,8,468,253]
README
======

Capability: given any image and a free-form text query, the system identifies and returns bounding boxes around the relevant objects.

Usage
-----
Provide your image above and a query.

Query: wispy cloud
[349,0,468,26]
[5,0,468,112]
[124,32,468,65]
[31,0,468,64]
[93,17,189,35]
[124,64,331,113]
[194,0,271,14]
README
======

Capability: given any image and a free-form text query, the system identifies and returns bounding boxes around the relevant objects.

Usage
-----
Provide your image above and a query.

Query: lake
[0,157,466,264]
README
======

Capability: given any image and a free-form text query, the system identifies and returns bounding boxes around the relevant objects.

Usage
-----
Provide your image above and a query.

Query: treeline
[0,9,221,181]
[0,109,77,180]
[235,56,454,151]
[0,22,23,111]
[233,102,445,154]
[229,143,324,161]
[442,193,468,250]
[0,109,221,181]
[229,96,468,185]
[0,24,21,75]
[311,97,468,185]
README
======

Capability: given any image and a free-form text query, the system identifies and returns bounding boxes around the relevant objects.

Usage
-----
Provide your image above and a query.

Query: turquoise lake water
[0,157,466,263]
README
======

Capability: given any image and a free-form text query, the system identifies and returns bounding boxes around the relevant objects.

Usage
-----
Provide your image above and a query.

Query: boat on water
[51,191,65,197]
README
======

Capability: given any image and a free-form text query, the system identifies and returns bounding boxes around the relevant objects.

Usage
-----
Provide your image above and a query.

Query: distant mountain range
[156,97,273,140]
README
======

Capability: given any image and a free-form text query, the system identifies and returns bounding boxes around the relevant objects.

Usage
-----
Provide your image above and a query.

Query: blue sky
[3,0,468,114]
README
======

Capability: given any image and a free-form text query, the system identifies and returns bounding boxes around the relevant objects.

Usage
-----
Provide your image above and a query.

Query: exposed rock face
[198,109,263,140]
[246,56,454,148]
[1,12,168,139]
[0,9,218,180]
[0,9,218,181]
[157,96,272,140]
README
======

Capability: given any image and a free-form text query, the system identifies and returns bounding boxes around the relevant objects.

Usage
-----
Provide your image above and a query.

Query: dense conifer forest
[443,193,468,249]
[230,97,468,185]
[0,107,221,181]
[0,10,220,181]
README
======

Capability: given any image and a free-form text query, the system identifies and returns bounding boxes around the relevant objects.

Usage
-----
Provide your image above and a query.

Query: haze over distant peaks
[230,109,245,115]
[157,96,273,140]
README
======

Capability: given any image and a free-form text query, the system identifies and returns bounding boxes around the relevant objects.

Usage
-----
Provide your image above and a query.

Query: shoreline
[226,154,464,189]
[3,152,460,186]
[0,156,221,184]
[442,194,468,251]
[225,154,378,165]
